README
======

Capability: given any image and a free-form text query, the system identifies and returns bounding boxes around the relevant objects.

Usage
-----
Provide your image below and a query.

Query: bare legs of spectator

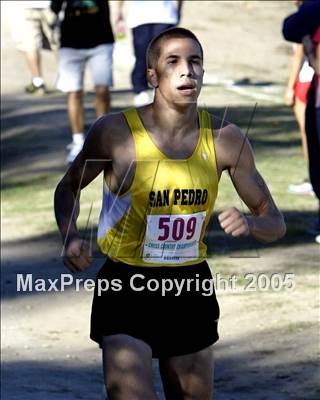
[25,49,41,78]
[293,97,308,161]
[95,85,110,117]
[66,86,110,162]
[66,90,85,163]
[68,90,84,135]
[288,97,314,195]
[24,49,46,95]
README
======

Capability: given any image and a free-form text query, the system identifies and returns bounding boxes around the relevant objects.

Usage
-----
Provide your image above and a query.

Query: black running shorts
[90,258,220,358]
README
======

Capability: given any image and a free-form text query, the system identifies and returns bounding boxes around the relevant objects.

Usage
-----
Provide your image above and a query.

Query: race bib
[143,211,206,264]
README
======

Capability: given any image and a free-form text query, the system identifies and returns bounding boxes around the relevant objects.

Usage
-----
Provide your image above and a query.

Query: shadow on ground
[2,332,319,400]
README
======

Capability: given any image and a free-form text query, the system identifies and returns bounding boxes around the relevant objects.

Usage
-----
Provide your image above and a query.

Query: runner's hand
[218,207,250,237]
[63,238,92,272]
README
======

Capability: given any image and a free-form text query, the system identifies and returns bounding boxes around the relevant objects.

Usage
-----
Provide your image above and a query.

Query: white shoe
[134,91,151,107]
[66,141,74,150]
[316,235,320,244]
[66,141,84,163]
[287,182,314,195]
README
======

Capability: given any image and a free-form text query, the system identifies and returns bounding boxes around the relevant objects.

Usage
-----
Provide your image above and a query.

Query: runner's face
[152,38,204,104]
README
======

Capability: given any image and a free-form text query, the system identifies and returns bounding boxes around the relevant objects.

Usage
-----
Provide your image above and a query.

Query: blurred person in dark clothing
[283,0,320,242]
[51,0,114,163]
[115,0,183,106]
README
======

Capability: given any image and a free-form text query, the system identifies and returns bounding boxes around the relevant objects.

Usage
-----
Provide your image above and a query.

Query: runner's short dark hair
[147,27,204,68]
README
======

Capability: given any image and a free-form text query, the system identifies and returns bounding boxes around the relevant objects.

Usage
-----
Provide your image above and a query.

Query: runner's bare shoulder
[85,112,132,158]
[209,113,250,172]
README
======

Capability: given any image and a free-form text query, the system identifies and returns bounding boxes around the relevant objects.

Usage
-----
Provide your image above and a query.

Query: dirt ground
[1,1,319,399]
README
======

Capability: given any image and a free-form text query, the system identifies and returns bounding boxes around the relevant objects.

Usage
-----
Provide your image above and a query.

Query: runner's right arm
[54,116,112,271]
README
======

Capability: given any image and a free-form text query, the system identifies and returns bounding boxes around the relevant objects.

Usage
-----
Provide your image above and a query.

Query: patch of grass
[1,170,103,241]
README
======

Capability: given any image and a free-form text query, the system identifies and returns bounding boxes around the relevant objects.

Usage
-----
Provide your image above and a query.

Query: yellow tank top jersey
[97,108,219,267]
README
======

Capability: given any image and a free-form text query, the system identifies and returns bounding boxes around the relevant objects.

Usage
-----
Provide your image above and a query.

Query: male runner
[54,28,286,400]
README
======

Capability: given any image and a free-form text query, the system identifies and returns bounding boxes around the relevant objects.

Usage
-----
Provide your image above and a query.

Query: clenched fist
[63,238,93,272]
[218,207,250,237]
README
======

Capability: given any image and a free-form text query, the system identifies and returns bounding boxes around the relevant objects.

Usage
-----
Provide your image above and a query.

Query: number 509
[158,217,197,241]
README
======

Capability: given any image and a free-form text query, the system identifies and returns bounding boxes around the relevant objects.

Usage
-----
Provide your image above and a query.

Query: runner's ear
[147,68,159,88]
